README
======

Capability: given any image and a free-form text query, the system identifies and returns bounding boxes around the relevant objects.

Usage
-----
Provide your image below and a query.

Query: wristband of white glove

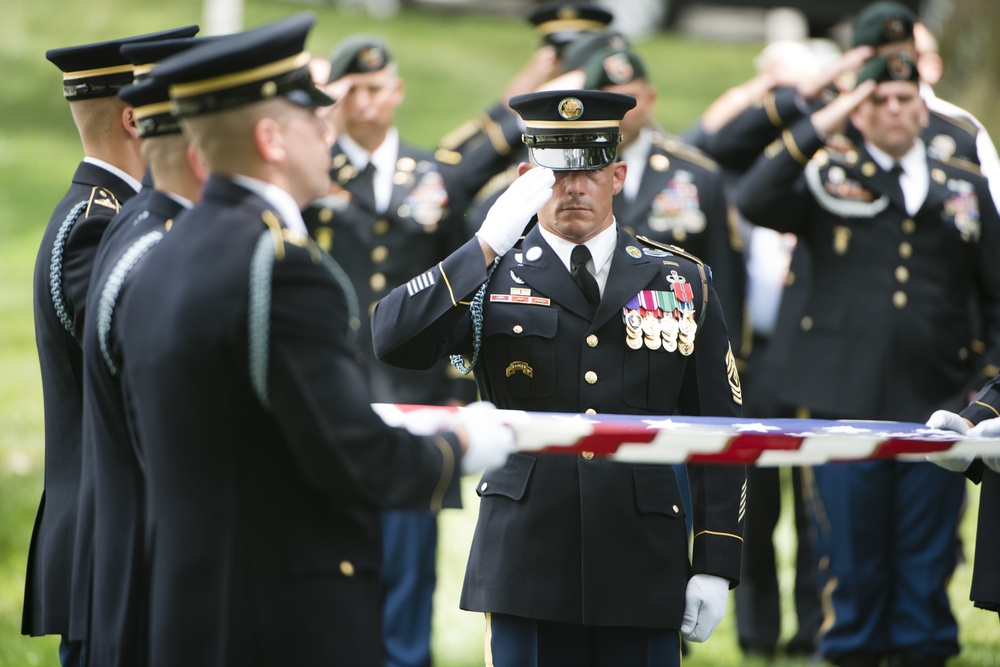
[454,401,515,475]
[925,410,974,473]
[680,574,729,643]
[475,167,555,256]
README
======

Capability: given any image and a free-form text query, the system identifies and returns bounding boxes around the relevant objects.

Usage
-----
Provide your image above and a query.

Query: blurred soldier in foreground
[107,14,513,666]
[25,24,198,667]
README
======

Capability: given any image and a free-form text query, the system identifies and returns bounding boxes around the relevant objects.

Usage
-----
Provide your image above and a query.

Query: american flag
[373,404,1000,466]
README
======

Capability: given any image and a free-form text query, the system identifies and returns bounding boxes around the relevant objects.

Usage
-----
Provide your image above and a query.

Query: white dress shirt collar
[83,156,142,194]
[538,220,618,296]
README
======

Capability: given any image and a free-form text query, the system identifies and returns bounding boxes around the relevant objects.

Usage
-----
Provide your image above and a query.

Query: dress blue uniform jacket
[959,382,1000,614]
[736,120,1000,422]
[614,131,747,359]
[372,225,746,629]
[24,161,137,638]
[71,188,185,665]
[113,175,464,667]
[304,140,474,405]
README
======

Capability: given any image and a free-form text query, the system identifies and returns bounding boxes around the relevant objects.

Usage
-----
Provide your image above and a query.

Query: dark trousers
[734,466,821,654]
[380,510,438,667]
[810,460,964,660]
[487,613,681,667]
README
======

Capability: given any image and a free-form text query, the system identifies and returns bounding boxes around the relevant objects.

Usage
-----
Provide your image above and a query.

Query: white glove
[966,417,1000,473]
[475,167,555,256]
[924,410,975,473]
[453,402,515,475]
[680,574,729,643]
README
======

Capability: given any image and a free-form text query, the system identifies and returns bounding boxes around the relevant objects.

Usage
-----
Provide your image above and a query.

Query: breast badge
[646,170,705,241]
[943,178,981,242]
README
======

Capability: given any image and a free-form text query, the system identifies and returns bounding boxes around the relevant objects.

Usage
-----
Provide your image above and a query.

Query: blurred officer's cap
[528,3,614,53]
[46,25,199,101]
[581,46,647,89]
[152,13,334,117]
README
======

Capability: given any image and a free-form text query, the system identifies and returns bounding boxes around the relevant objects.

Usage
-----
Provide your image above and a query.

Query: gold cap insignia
[558,97,584,120]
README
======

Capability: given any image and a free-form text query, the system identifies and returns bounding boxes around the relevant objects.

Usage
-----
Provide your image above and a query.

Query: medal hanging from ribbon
[621,280,697,354]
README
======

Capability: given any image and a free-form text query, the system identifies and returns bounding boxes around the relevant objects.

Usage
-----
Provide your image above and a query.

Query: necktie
[570,244,601,314]
[353,162,376,212]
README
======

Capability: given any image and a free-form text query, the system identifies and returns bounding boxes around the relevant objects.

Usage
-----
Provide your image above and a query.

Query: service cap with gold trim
[119,37,222,138]
[528,3,614,53]
[509,89,636,171]
[326,33,393,83]
[152,13,334,117]
[851,1,915,48]
[45,25,199,101]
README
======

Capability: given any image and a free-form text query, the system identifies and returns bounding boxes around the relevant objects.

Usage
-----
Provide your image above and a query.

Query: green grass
[1,1,998,665]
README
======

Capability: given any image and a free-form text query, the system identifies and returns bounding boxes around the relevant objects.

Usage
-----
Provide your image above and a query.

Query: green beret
[327,34,392,83]
[851,1,915,47]
[582,46,647,89]
[856,52,920,85]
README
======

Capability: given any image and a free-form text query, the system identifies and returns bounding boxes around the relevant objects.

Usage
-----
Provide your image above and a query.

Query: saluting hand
[476,166,555,262]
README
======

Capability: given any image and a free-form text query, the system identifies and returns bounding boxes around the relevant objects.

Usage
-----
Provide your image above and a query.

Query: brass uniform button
[371,245,389,264]
[800,316,814,332]
[512,325,523,334]
[370,273,387,292]
[480,482,488,492]
[899,241,913,259]
[582,451,595,461]
[585,371,598,384]
[893,291,908,309]
[585,408,597,415]
[318,207,333,223]
[586,334,599,347]
[373,219,390,236]
[340,560,355,577]
[895,266,910,284]
[672,505,680,514]
[901,218,916,234]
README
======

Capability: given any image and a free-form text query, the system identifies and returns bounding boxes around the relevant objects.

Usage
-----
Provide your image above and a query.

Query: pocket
[482,305,558,398]
[475,453,536,501]
[622,350,682,412]
[633,466,687,520]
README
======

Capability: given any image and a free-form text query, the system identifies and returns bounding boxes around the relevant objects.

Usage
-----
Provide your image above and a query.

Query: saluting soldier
[107,15,512,666]
[373,90,745,667]
[25,25,198,666]
[301,34,474,667]
[72,35,211,667]
[735,54,1000,667]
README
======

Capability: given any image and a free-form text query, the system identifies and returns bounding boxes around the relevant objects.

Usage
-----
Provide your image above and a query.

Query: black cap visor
[523,131,620,171]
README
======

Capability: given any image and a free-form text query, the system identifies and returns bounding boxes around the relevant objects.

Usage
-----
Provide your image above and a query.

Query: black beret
[509,89,635,171]
[582,46,647,89]
[851,1,916,47]
[326,34,393,83]
[528,3,614,51]
[560,29,630,72]
[152,13,333,117]
[856,51,920,86]
[46,25,199,101]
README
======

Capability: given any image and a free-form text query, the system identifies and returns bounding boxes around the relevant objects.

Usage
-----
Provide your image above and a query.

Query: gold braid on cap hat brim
[169,52,310,101]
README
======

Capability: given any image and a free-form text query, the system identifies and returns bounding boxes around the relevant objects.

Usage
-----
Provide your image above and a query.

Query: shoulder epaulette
[473,164,519,204]
[656,136,719,172]
[939,154,983,177]
[438,113,488,151]
[636,234,705,266]
[86,186,121,217]
[931,109,979,138]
